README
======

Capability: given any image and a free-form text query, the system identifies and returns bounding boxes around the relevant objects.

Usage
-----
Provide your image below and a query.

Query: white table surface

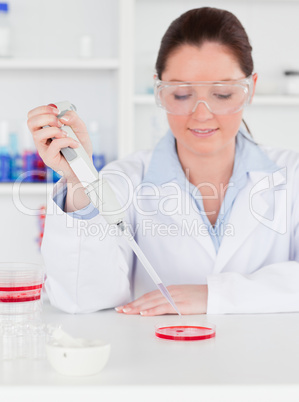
[1,300,299,402]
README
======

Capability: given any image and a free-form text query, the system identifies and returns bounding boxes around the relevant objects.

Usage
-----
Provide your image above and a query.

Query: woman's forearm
[64,173,91,212]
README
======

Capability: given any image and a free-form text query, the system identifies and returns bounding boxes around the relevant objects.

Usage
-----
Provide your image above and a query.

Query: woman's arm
[42,179,133,313]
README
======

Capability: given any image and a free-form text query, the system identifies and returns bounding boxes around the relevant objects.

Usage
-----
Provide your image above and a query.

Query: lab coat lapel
[214,168,286,274]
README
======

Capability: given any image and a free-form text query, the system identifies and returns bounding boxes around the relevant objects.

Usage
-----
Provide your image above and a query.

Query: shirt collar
[142,130,179,185]
[142,126,279,187]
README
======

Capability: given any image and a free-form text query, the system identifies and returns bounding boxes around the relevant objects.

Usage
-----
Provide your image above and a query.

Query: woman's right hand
[27,104,92,182]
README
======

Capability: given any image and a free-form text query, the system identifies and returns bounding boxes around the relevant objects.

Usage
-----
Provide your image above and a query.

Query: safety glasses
[154,76,253,115]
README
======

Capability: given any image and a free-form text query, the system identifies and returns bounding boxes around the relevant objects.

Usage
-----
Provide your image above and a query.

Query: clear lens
[155,78,252,115]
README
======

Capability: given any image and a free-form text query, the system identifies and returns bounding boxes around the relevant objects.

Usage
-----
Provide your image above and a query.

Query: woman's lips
[189,128,218,138]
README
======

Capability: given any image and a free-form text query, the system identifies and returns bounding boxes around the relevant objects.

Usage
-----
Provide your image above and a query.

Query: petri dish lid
[155,323,216,341]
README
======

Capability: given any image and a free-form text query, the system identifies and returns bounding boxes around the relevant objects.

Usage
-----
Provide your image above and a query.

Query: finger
[122,296,166,314]
[27,104,59,119]
[41,137,81,169]
[58,111,89,142]
[140,303,179,316]
[28,113,63,132]
[123,290,162,310]
[127,286,183,309]
[116,285,183,314]
[46,137,80,159]
[32,127,68,146]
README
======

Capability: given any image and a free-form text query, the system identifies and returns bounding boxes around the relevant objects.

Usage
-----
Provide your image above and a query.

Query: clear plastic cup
[0,262,44,316]
[0,321,58,360]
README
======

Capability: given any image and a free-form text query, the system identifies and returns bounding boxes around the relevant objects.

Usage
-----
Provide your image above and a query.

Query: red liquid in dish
[155,325,216,341]
[0,284,42,303]
[0,284,42,292]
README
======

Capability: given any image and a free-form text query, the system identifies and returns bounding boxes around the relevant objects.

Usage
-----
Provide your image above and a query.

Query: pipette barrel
[120,225,181,316]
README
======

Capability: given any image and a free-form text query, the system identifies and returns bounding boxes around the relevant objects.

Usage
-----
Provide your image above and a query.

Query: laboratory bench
[1,300,299,402]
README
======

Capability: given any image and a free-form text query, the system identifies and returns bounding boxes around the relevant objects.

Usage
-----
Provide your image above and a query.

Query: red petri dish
[155,325,216,341]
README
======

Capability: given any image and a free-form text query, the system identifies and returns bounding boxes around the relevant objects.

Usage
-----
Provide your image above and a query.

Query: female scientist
[27,7,299,315]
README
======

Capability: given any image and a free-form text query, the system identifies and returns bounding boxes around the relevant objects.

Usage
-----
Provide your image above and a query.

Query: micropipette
[50,101,181,316]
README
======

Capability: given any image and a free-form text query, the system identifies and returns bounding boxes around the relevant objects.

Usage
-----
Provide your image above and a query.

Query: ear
[250,73,258,103]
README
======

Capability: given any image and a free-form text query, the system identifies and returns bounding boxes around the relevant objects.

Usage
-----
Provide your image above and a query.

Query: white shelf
[0,183,53,195]
[252,95,299,105]
[0,58,119,70]
[134,94,299,106]
[134,94,155,104]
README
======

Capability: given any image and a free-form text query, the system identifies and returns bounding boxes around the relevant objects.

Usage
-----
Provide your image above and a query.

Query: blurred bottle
[33,153,46,182]
[37,205,46,249]
[0,2,11,57]
[0,120,10,181]
[89,121,106,171]
[21,122,36,182]
[284,70,299,95]
[9,132,22,181]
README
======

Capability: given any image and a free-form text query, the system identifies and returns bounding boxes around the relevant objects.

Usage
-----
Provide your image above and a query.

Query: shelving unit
[0,183,53,196]
[0,58,119,70]
[0,0,121,262]
[251,95,299,106]
[1,0,298,191]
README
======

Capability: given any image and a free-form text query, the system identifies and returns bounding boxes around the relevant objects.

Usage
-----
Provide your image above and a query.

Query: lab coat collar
[214,129,286,271]
[141,126,283,265]
[213,165,287,273]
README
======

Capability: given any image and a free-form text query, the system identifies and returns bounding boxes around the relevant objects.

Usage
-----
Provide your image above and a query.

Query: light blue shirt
[55,126,278,253]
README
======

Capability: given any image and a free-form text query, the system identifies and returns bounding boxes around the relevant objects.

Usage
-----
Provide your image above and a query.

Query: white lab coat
[42,144,299,314]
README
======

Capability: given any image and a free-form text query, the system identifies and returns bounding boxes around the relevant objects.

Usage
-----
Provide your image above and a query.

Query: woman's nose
[191,100,214,120]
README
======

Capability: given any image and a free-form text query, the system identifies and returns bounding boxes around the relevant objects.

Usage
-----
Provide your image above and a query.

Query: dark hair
[155,7,253,79]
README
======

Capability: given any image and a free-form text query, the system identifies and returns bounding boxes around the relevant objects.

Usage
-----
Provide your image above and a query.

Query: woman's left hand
[115,285,208,316]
